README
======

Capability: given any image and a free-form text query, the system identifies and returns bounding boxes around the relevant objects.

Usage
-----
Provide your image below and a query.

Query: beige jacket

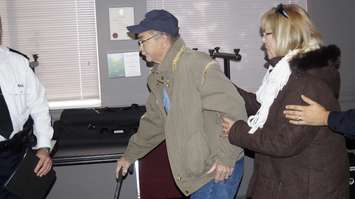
[124,38,247,195]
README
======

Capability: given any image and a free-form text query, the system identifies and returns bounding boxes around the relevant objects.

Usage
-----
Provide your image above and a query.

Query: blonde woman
[223,4,348,199]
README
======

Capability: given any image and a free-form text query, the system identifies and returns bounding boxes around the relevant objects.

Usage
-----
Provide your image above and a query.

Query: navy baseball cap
[127,9,179,37]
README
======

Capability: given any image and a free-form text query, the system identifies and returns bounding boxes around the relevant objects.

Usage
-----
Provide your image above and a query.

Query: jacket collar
[153,38,185,73]
[264,45,341,71]
[265,56,282,69]
[290,45,341,99]
[289,45,341,71]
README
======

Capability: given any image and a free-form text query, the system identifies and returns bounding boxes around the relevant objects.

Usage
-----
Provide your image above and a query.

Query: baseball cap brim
[127,23,150,35]
[126,9,179,37]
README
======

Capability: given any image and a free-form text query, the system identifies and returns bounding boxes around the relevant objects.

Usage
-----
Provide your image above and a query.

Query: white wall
[308,0,355,110]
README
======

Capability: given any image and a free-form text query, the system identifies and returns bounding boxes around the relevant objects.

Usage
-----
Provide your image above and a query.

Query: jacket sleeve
[234,85,260,116]
[229,120,321,157]
[124,92,165,163]
[229,78,336,157]
[24,59,53,149]
[328,109,355,137]
[200,61,247,167]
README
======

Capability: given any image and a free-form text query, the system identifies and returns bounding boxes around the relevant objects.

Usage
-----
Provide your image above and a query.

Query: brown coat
[230,45,348,199]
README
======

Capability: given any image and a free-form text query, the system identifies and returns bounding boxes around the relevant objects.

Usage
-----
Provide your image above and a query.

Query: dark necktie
[0,86,13,139]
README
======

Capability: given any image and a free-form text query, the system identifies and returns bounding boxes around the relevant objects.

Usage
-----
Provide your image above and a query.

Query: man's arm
[284,95,355,136]
[24,59,53,176]
[116,93,165,177]
[328,110,355,136]
[200,62,247,127]
[200,61,247,181]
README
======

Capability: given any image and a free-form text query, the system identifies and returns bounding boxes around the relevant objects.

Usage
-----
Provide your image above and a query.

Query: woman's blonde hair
[261,4,322,56]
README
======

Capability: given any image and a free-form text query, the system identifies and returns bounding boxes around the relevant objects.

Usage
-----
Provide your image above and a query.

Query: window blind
[0,0,100,109]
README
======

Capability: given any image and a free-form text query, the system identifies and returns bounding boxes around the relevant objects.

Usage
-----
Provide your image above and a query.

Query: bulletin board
[96,0,149,107]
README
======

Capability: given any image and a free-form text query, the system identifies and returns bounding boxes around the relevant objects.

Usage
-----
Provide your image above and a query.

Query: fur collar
[289,45,341,71]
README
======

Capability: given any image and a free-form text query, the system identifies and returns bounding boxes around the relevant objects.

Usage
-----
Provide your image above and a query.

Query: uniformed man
[0,16,54,199]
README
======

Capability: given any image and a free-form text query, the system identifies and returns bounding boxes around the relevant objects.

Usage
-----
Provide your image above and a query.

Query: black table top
[52,138,129,166]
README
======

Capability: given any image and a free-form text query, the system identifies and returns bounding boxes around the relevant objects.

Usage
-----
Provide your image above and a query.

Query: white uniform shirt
[0,47,53,149]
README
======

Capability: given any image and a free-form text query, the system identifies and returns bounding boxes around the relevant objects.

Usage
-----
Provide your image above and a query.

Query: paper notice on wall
[109,7,134,40]
[123,52,141,77]
[107,52,141,78]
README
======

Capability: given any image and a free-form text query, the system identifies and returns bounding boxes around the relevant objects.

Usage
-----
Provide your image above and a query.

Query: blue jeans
[190,158,244,199]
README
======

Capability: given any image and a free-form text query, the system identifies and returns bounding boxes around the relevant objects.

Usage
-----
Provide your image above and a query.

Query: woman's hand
[222,117,236,137]
[284,95,329,126]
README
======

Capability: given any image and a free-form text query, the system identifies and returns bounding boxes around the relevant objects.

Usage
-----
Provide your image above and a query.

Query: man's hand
[116,157,131,179]
[284,95,329,126]
[207,161,233,182]
[35,148,52,177]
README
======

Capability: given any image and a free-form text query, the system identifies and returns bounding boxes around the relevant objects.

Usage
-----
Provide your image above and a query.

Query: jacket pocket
[183,133,210,177]
[2,83,26,96]
[2,83,28,117]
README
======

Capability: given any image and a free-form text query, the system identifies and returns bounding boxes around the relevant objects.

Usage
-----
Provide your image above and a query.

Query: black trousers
[0,147,25,199]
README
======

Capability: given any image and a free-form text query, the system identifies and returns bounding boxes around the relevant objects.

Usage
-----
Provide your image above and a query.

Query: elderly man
[115,10,247,198]
[0,17,54,198]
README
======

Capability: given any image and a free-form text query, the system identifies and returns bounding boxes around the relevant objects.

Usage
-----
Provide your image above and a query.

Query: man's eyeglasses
[261,32,273,37]
[275,4,288,19]
[138,34,160,46]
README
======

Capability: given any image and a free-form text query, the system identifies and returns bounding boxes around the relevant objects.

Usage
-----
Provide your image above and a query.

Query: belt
[0,139,11,151]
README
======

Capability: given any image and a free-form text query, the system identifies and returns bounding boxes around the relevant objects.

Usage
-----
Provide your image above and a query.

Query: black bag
[53,104,145,147]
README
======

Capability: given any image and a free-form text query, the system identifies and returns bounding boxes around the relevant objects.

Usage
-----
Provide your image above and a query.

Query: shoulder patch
[8,48,30,60]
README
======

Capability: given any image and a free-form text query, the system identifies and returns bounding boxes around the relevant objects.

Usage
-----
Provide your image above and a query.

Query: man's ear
[161,34,172,48]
